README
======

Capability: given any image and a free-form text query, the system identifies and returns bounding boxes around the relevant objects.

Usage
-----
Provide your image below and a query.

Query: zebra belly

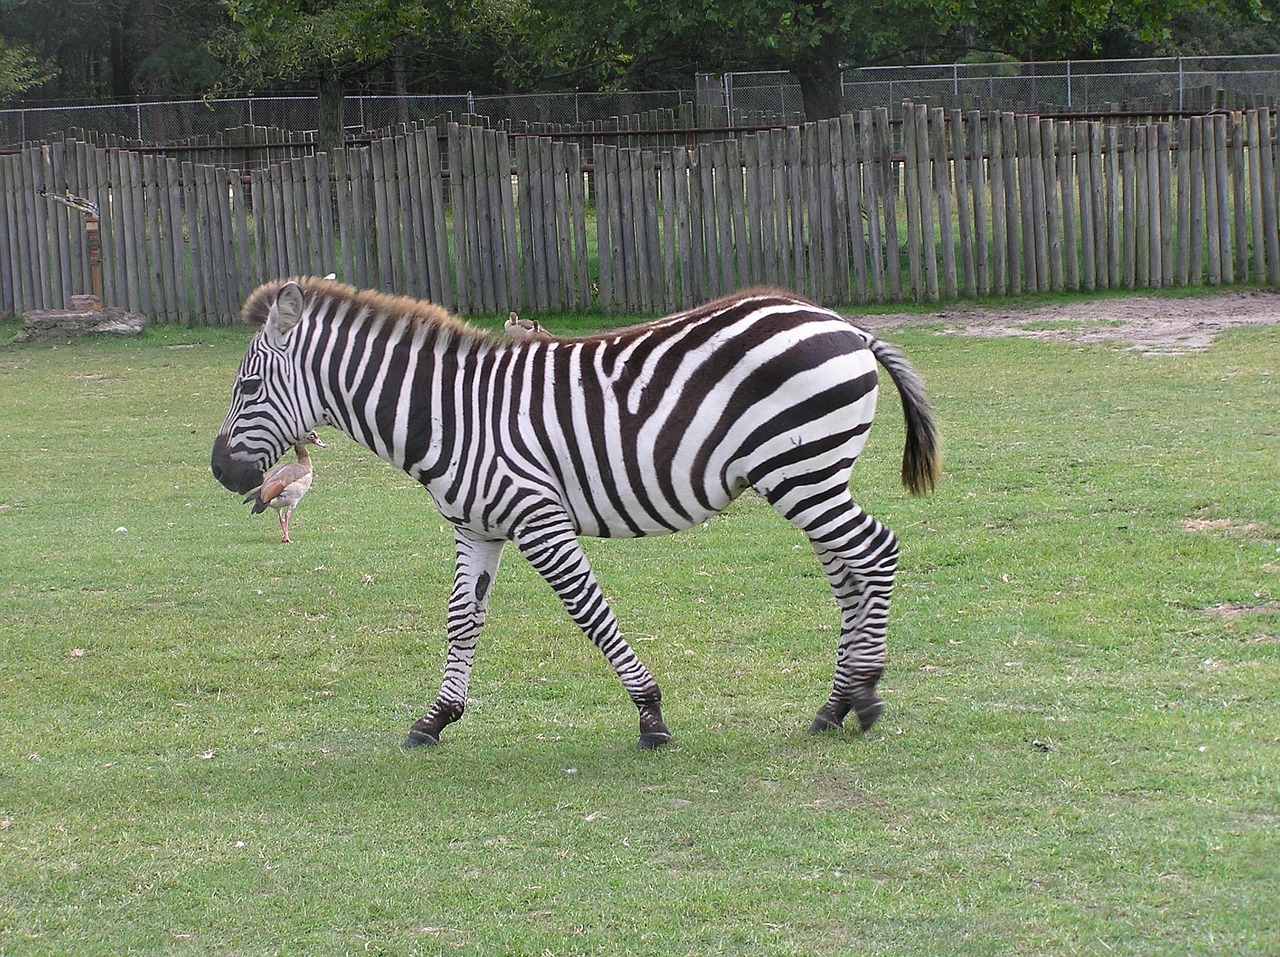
[560,477,742,538]
[414,458,737,540]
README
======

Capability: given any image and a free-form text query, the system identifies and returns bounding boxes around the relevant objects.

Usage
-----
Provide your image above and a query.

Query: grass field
[1,305,1277,956]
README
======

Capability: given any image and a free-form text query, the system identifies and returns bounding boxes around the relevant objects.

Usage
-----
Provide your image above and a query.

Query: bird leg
[279,508,292,544]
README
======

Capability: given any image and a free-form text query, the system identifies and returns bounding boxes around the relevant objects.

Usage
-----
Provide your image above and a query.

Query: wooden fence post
[902,104,923,300]
[859,111,885,302]
[932,108,957,299]
[1246,110,1266,284]
[1059,119,1078,291]
[1213,113,1233,284]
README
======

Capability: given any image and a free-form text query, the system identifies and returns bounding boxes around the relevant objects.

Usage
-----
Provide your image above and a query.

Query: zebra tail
[867,335,942,496]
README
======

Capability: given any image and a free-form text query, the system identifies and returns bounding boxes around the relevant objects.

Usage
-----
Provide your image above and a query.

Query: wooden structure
[3,105,1280,323]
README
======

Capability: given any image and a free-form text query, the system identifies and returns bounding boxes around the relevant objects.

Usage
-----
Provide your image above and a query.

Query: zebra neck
[318,316,492,480]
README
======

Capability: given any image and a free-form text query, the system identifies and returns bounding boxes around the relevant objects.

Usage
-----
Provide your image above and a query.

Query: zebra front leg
[514,513,671,749]
[404,530,506,748]
[808,506,899,735]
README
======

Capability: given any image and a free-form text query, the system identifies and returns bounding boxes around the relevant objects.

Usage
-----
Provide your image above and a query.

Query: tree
[220,0,520,150]
[0,0,125,101]
[937,0,1172,60]
[528,0,1190,120]
[0,0,224,103]
[222,0,373,149]
[0,0,1248,122]
[1094,0,1280,55]
[132,0,226,97]
[0,40,55,100]
[524,0,875,117]
[527,0,945,120]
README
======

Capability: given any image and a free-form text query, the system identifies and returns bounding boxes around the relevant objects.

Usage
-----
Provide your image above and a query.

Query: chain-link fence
[726,55,1280,117]
[4,54,1280,148]
[0,90,708,148]
[836,55,1280,114]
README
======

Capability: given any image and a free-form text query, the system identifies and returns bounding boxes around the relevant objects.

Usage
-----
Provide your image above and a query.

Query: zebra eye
[238,375,263,396]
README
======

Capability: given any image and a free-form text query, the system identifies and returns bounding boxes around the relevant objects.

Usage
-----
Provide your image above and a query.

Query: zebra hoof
[810,695,884,734]
[853,696,885,732]
[809,699,851,734]
[809,711,845,733]
[638,729,672,749]
[637,703,670,749]
[402,728,441,749]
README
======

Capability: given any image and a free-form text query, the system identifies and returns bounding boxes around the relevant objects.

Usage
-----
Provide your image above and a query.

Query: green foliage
[225,0,398,78]
[0,0,226,102]
[0,39,55,99]
[213,0,527,146]
[527,0,895,97]
[219,0,517,84]
[1125,0,1280,55]
[1,312,1277,954]
[1,0,1272,109]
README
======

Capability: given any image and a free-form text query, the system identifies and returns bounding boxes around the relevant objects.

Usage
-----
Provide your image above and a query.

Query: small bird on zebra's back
[504,310,551,340]
[242,431,326,543]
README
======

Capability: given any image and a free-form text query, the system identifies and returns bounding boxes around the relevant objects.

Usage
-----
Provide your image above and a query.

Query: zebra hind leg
[404,531,506,748]
[779,492,899,736]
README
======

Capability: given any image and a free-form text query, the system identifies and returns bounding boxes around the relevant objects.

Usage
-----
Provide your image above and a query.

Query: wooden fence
[4,105,1280,325]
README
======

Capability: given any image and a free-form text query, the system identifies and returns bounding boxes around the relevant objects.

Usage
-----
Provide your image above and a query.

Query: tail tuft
[867,336,942,496]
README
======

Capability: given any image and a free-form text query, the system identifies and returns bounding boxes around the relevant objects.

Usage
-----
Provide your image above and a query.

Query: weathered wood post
[37,187,102,301]
[85,210,101,301]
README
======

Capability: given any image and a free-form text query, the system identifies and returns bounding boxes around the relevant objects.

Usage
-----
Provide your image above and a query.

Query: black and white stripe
[211,278,941,748]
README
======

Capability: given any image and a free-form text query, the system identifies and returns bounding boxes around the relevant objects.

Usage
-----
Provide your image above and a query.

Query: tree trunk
[109,10,131,100]
[393,43,410,127]
[139,0,164,142]
[317,66,345,152]
[790,24,845,121]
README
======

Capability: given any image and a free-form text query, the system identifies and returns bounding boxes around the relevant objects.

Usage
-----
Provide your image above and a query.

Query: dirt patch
[1180,517,1263,535]
[857,288,1280,353]
[1199,602,1280,620]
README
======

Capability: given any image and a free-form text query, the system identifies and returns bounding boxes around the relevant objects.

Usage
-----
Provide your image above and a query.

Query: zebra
[211,277,941,749]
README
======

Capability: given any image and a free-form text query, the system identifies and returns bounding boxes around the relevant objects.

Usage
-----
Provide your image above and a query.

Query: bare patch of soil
[1199,602,1280,620]
[1180,517,1263,535]
[858,288,1280,353]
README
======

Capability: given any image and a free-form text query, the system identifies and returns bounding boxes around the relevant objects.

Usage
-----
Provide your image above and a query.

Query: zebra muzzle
[210,434,265,495]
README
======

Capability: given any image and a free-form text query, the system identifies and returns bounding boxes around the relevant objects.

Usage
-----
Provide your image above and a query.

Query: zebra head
[211,280,319,496]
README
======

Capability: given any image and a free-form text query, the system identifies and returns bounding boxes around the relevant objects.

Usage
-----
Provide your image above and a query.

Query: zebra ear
[266,281,305,344]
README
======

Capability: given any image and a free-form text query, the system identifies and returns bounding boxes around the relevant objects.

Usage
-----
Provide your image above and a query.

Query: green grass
[1,315,1277,956]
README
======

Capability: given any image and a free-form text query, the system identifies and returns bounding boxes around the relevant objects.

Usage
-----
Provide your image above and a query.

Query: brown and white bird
[504,310,551,340]
[242,431,326,543]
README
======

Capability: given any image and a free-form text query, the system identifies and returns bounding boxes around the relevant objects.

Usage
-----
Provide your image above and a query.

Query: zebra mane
[241,277,501,344]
